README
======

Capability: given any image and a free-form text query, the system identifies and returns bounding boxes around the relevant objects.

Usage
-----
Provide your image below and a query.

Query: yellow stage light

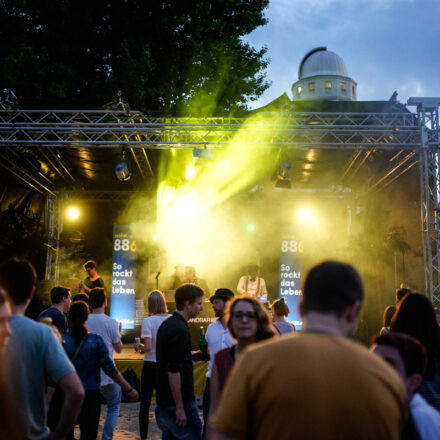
[153,235,158,242]
[297,207,314,224]
[66,206,80,220]
[185,165,195,180]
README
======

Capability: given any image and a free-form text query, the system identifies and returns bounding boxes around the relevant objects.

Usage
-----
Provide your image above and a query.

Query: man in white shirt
[372,332,440,439]
[237,264,267,298]
[203,288,235,438]
[87,288,123,440]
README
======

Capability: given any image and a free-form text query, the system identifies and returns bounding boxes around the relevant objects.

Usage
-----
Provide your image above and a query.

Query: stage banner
[279,230,303,330]
[110,225,137,330]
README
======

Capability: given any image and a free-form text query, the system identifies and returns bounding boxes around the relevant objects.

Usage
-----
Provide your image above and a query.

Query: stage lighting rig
[115,148,131,182]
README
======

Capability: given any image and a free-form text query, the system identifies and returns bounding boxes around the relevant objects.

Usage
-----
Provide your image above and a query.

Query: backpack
[121,368,140,402]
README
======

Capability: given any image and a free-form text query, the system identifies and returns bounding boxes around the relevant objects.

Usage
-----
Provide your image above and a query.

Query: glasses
[231,311,257,320]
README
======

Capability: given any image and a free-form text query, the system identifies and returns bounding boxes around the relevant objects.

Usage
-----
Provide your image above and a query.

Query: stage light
[297,207,314,224]
[192,148,214,159]
[66,206,80,220]
[115,149,131,181]
[246,223,256,232]
[275,161,292,189]
[185,165,195,180]
[153,235,158,242]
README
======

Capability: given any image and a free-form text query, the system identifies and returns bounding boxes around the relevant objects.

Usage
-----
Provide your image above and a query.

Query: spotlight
[115,149,131,181]
[297,207,314,224]
[275,161,292,189]
[66,206,80,220]
[185,165,195,180]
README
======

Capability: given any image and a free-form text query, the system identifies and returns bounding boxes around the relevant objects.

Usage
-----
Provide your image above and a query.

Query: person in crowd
[202,288,235,438]
[380,304,396,335]
[155,284,204,440]
[86,287,123,440]
[134,290,171,440]
[209,296,276,421]
[0,257,85,440]
[51,301,138,439]
[73,292,90,305]
[0,288,26,440]
[271,297,296,335]
[236,264,267,298]
[185,265,210,296]
[396,286,412,304]
[37,286,71,334]
[391,292,440,411]
[0,288,11,352]
[79,260,105,294]
[210,260,405,440]
[372,332,440,439]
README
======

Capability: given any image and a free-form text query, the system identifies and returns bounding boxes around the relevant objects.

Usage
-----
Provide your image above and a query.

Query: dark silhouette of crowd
[0,257,439,440]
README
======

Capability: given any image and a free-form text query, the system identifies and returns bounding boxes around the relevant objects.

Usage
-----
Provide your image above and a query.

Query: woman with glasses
[208,296,276,422]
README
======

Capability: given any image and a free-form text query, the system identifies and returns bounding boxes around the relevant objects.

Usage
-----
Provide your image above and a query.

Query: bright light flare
[185,165,195,180]
[66,206,80,220]
[297,207,314,224]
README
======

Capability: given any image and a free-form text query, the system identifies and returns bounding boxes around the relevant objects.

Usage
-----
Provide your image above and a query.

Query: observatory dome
[292,47,357,101]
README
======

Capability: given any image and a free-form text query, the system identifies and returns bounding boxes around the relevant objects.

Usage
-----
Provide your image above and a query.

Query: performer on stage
[237,264,267,298]
[185,266,210,296]
[79,260,105,294]
[169,263,186,290]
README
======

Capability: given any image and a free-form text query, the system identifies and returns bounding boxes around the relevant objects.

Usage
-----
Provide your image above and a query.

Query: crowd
[0,257,439,440]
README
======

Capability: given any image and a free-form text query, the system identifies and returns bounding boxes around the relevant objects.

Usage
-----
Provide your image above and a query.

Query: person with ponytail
[50,301,139,439]
[271,297,296,335]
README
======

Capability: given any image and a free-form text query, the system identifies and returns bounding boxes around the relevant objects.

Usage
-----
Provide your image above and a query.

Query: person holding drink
[134,290,171,440]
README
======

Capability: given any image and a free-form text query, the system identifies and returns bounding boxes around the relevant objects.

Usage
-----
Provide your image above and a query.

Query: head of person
[226,296,275,343]
[174,284,204,319]
[209,288,234,318]
[396,287,412,304]
[72,293,90,305]
[89,287,106,310]
[390,292,440,380]
[371,332,426,399]
[50,286,71,312]
[174,264,185,278]
[271,297,290,318]
[68,301,89,345]
[301,260,364,336]
[147,290,167,315]
[0,258,37,307]
[83,260,97,277]
[185,266,196,280]
[0,290,11,352]
[248,264,259,280]
[382,305,396,328]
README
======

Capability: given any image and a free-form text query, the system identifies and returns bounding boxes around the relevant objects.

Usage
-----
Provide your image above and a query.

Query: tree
[0,0,270,114]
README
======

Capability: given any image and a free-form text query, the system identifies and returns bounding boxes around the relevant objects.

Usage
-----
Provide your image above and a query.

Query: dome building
[291,47,357,101]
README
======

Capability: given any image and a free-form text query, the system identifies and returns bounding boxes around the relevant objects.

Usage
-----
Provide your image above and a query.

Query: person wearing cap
[170,263,186,290]
[202,288,235,438]
[237,264,267,299]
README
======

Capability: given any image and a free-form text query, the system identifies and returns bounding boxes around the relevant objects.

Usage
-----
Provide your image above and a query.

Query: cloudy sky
[244,0,440,108]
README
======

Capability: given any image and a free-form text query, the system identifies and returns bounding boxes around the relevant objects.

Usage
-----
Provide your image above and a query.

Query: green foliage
[0,0,270,114]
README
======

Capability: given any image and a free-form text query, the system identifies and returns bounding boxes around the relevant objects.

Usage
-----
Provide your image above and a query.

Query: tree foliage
[0,0,270,114]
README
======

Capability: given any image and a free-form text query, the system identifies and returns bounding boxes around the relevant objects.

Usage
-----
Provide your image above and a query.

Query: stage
[114,345,208,396]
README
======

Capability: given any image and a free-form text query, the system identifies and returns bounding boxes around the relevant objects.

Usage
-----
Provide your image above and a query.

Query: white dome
[299,47,348,79]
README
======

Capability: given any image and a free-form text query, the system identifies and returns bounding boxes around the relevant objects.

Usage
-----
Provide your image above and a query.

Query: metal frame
[1,103,440,306]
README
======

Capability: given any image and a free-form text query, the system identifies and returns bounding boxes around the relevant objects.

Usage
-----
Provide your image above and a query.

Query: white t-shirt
[87,313,121,386]
[141,314,171,362]
[410,393,440,439]
[205,319,235,378]
[237,276,268,298]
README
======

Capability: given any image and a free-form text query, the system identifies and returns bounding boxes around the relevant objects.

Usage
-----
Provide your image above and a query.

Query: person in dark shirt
[79,260,105,294]
[37,286,71,334]
[156,284,204,440]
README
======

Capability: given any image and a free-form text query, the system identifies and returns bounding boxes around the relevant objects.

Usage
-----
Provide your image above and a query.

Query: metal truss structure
[1,102,440,306]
